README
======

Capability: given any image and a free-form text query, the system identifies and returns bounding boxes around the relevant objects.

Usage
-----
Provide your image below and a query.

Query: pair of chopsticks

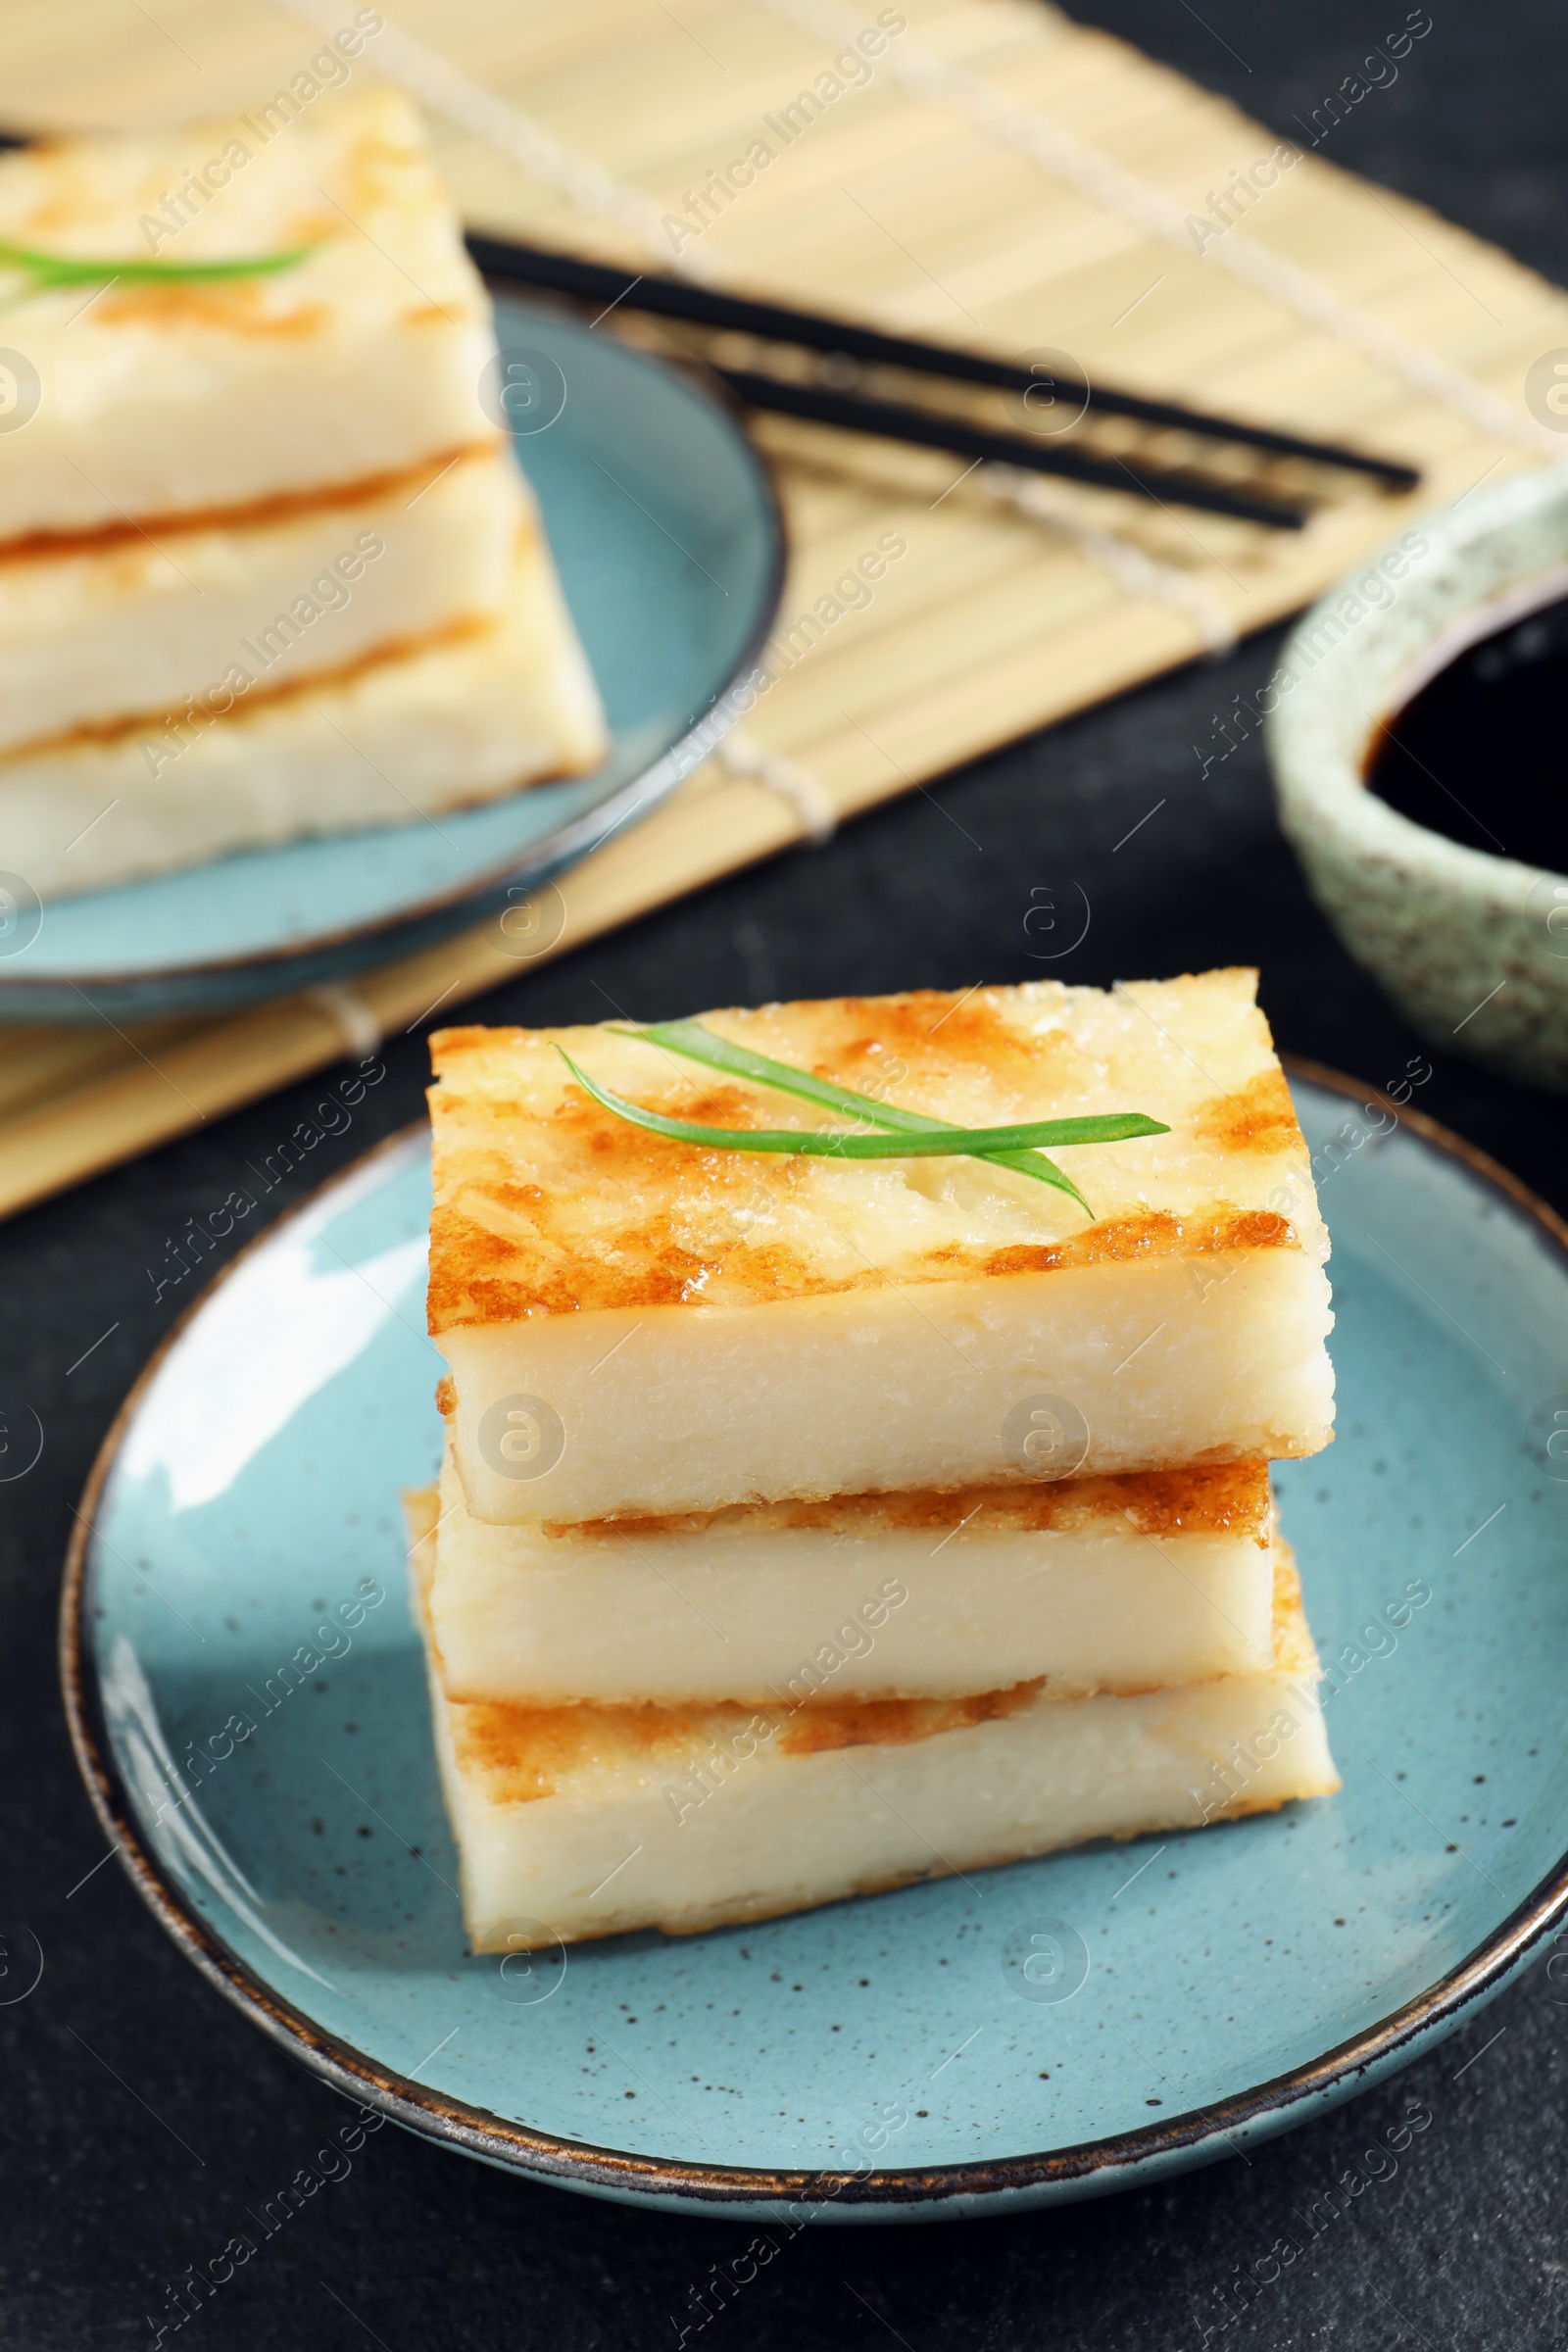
[0,109,1415,528]
[466,234,1421,530]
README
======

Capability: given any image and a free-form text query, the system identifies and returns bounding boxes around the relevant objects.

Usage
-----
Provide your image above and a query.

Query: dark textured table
[6,5,1567,2345]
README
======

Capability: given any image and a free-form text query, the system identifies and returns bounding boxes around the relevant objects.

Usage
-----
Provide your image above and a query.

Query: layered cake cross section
[416,972,1340,1953]
[0,89,608,897]
[0,89,498,538]
[409,1492,1337,1951]
[420,1446,1280,1706]
[1,523,604,897]
[0,445,523,759]
[428,970,1336,1524]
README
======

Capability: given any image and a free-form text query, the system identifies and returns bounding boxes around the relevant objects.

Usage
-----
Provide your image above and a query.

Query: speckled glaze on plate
[61,1071,1568,2220]
[0,296,783,1023]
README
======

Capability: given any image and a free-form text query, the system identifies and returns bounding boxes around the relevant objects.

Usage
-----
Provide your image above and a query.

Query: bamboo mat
[1,0,1565,1219]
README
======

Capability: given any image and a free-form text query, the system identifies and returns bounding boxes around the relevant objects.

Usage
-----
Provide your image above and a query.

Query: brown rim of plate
[0,318,789,998]
[56,1064,1568,2211]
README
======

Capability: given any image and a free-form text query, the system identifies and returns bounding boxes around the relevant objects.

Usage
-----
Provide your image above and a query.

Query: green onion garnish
[612,1017,1097,1208]
[0,237,316,290]
[558,1019,1169,1218]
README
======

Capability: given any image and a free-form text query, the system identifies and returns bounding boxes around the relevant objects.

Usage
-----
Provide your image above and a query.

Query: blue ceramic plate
[1,298,782,1022]
[62,1071,1568,2220]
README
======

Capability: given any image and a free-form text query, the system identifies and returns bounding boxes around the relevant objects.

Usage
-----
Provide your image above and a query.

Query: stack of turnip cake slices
[409,969,1340,1952]
[0,89,604,901]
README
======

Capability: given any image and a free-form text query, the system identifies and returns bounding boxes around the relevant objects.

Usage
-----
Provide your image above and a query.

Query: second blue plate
[0,297,783,1021]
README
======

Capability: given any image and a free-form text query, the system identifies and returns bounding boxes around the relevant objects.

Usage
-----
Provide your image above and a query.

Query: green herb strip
[612,1017,1096,1209]
[560,1026,1166,1210]
[0,237,317,288]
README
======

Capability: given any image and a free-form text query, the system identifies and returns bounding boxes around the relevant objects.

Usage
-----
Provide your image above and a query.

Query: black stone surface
[5,5,1568,2344]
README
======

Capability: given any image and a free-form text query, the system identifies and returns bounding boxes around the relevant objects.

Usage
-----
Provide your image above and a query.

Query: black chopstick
[710,367,1306,528]
[0,123,1417,520]
[465,231,1420,494]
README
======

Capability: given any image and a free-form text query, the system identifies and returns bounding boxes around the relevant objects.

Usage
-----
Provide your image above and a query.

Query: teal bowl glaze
[0,297,783,1022]
[62,1073,1568,2219]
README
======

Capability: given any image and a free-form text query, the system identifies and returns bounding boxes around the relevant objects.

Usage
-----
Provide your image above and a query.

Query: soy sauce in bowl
[1366,589,1568,874]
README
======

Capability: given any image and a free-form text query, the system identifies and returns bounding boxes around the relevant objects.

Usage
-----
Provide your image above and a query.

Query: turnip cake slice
[428,972,1334,1523]
[0,89,496,539]
[407,1491,1338,1950]
[0,445,526,759]
[0,519,605,898]
[421,1446,1279,1706]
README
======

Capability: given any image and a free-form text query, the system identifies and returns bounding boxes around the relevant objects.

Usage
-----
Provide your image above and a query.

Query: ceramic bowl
[1267,465,1568,1091]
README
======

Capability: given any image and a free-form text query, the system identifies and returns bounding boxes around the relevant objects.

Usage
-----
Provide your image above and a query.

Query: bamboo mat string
[718,731,840,843]
[3,0,1566,1217]
[273,0,727,280]
[272,0,883,826]
[275,0,1557,599]
[759,0,1560,455]
[273,0,1244,742]
[972,466,1238,652]
[303,982,385,1059]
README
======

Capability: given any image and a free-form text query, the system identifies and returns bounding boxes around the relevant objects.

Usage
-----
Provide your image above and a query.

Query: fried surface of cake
[419,1449,1279,1705]
[0,90,608,894]
[0,516,605,897]
[428,972,1335,1522]
[408,1491,1338,1950]
[0,90,496,538]
[0,446,521,757]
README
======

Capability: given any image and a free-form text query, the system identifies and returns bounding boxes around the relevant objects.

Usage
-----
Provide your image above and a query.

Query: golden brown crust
[443,1543,1314,1804]
[1268,1536,1320,1681]
[976,1207,1294,1281]
[425,977,1317,1331]
[453,1693,754,1801]
[99,282,335,338]
[558,1460,1273,1544]
[775,1682,1043,1756]
[426,1200,1298,1327]
[1192,1067,1302,1155]
[0,441,503,569]
[799,990,1060,1071]
[0,594,532,766]
[403,1483,439,1555]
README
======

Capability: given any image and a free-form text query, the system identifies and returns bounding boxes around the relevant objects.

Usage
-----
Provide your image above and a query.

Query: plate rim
[58,1065,1568,2213]
[2,313,787,1004]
